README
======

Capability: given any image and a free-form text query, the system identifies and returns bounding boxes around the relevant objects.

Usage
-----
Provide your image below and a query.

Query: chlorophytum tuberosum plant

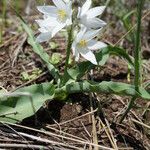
[0,0,149,123]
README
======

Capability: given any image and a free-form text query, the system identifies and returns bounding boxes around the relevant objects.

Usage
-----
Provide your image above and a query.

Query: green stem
[15,0,19,13]
[2,0,7,24]
[120,0,144,123]
[134,0,144,90]
[120,97,136,123]
[0,26,2,44]
[65,26,73,71]
[0,0,7,43]
[62,25,73,84]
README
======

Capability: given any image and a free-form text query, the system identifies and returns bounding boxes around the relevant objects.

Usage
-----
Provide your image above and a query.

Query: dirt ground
[0,0,150,149]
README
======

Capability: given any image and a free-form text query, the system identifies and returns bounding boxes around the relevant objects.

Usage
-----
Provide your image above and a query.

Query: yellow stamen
[58,9,67,21]
[78,40,87,48]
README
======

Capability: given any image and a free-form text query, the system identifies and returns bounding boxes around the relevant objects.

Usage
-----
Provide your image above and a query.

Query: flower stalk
[120,0,145,123]
[64,25,73,75]
[134,0,144,90]
[0,0,7,43]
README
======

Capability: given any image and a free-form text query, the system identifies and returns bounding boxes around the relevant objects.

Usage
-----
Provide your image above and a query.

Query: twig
[19,132,81,150]
[46,126,85,141]
[0,144,49,149]
[0,34,20,49]
[105,119,118,150]
[131,118,150,130]
[142,102,150,117]
[81,121,91,138]
[99,118,116,149]
[1,122,31,148]
[88,70,99,150]
[0,122,115,150]
[47,108,97,126]
[0,138,32,144]
[12,33,27,67]
[0,60,9,70]
[90,93,98,150]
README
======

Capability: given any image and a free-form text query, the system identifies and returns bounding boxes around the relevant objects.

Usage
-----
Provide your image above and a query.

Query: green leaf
[65,45,133,83]
[21,69,42,81]
[21,72,30,81]
[49,53,62,65]
[96,46,134,66]
[63,61,91,84]
[49,42,59,49]
[0,83,54,123]
[55,81,150,100]
[122,10,135,30]
[18,16,60,81]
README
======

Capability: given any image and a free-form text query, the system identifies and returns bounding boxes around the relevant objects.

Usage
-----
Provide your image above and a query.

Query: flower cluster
[36,0,107,65]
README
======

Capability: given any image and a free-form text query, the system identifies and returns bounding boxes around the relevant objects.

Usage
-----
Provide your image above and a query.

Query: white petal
[75,26,87,42]
[79,48,97,65]
[72,41,76,55]
[52,0,66,9]
[43,15,49,19]
[38,27,47,33]
[72,41,80,61]
[63,0,69,3]
[35,19,44,28]
[37,6,57,17]
[38,26,55,33]
[82,29,101,41]
[36,17,58,28]
[65,2,72,25]
[77,7,81,18]
[82,17,106,29]
[80,0,91,16]
[88,40,107,50]
[86,6,106,18]
[75,51,80,61]
[52,23,66,37]
[66,18,72,26]
[65,1,72,17]
[36,32,52,43]
[74,48,80,61]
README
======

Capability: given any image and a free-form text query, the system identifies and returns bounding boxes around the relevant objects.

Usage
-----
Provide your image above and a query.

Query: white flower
[78,0,106,29]
[63,0,70,3]
[72,27,107,65]
[36,0,72,43]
